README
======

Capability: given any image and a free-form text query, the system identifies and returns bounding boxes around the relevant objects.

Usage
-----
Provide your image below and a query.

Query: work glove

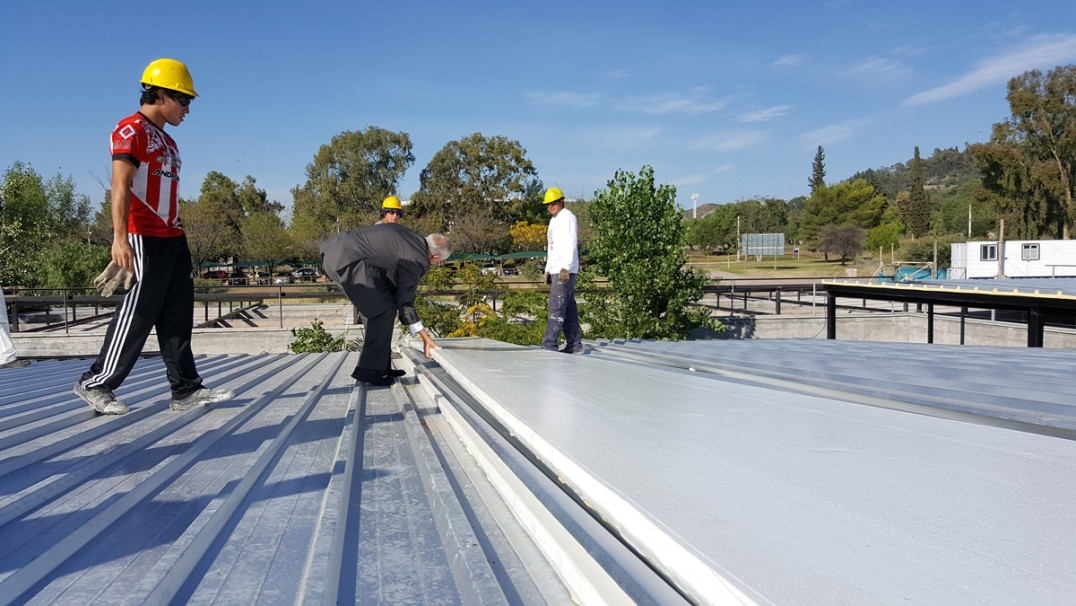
[545,273,552,285]
[94,262,135,296]
[558,268,570,282]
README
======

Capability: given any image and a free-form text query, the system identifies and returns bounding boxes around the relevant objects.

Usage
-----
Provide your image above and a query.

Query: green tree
[44,172,92,240]
[181,196,236,269]
[866,223,901,253]
[970,65,1076,239]
[88,193,115,246]
[970,129,1063,239]
[809,145,826,193]
[800,179,885,254]
[39,241,111,288]
[685,203,737,252]
[902,146,931,237]
[733,197,788,235]
[586,166,714,340]
[501,176,547,226]
[819,224,866,264]
[237,175,284,216]
[931,180,997,237]
[410,132,537,254]
[198,171,243,229]
[242,211,293,264]
[1005,65,1076,237]
[291,126,414,239]
[287,212,325,262]
[1,162,52,286]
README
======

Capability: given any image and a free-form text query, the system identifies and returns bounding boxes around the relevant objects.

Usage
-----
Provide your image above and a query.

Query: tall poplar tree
[809,145,827,193]
[903,147,931,237]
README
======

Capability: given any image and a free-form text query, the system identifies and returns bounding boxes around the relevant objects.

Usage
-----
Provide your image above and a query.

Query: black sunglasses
[383,209,401,215]
[168,91,193,107]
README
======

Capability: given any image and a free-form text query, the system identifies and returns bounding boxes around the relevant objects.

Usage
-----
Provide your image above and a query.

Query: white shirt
[545,207,579,274]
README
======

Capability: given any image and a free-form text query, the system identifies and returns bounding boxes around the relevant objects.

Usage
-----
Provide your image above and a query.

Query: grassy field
[686,251,880,279]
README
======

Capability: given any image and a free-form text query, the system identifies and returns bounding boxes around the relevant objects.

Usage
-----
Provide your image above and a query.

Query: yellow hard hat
[141,58,198,97]
[381,195,403,214]
[543,187,565,205]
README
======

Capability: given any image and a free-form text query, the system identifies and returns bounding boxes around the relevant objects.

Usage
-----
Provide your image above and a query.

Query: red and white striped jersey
[110,112,184,237]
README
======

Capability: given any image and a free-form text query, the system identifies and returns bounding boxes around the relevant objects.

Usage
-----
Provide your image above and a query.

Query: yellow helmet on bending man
[381,195,404,217]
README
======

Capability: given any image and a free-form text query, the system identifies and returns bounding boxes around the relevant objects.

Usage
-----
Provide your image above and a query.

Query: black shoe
[560,344,585,354]
[0,359,31,369]
[386,368,406,377]
[351,368,395,386]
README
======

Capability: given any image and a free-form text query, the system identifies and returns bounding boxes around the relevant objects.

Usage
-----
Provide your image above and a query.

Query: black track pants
[80,234,203,397]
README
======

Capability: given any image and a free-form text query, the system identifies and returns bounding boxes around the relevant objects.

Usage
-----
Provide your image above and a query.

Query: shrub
[289,319,347,353]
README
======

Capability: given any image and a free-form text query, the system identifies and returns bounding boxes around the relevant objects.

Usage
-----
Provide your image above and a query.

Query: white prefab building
[951,239,1076,279]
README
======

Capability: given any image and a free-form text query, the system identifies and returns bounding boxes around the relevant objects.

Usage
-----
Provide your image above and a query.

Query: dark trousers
[335,262,396,375]
[542,273,581,351]
[80,234,203,397]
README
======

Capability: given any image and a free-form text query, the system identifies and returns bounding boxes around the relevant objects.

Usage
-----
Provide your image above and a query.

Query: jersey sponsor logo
[155,153,181,168]
[118,124,137,139]
[152,169,180,181]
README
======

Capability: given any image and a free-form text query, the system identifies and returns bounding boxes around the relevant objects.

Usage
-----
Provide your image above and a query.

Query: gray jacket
[320,224,430,325]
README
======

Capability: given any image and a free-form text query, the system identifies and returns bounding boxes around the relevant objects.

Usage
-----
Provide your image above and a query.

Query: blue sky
[2,0,1075,216]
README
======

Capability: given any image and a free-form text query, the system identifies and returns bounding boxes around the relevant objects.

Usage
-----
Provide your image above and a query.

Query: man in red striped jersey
[75,58,234,415]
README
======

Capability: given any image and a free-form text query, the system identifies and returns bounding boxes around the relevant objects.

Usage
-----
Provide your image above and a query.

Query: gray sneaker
[171,387,235,411]
[74,383,129,415]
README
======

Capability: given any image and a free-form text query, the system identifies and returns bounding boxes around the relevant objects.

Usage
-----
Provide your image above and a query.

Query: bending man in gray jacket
[321,224,451,386]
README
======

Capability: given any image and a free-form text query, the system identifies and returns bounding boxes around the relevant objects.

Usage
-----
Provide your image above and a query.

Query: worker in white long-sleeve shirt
[541,187,583,354]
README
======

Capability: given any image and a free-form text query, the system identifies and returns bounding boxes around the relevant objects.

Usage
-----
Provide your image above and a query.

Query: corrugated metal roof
[0,352,573,605]
[3,336,1076,605]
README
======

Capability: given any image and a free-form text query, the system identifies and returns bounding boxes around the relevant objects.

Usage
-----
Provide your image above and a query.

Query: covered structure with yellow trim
[823,278,1076,347]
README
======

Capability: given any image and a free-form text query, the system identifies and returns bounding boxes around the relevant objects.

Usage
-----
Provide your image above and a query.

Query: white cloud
[607,68,630,80]
[904,33,1076,106]
[527,90,600,108]
[615,91,727,115]
[674,165,736,187]
[691,131,768,151]
[773,54,804,68]
[845,57,912,80]
[739,105,793,123]
[580,126,664,148]
[799,119,868,146]
[674,173,711,186]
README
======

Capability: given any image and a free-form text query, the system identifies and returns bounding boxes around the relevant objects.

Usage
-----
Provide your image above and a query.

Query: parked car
[273,274,293,285]
[292,267,320,281]
[253,271,271,285]
[502,267,518,276]
[480,264,498,276]
[202,269,228,280]
[228,271,248,286]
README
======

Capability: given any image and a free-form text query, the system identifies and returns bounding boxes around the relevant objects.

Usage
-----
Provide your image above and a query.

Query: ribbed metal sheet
[0,353,564,605]
[432,337,1076,605]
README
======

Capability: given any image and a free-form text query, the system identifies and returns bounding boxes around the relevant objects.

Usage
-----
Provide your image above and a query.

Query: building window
[1021,243,1040,261]
[980,244,998,261]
